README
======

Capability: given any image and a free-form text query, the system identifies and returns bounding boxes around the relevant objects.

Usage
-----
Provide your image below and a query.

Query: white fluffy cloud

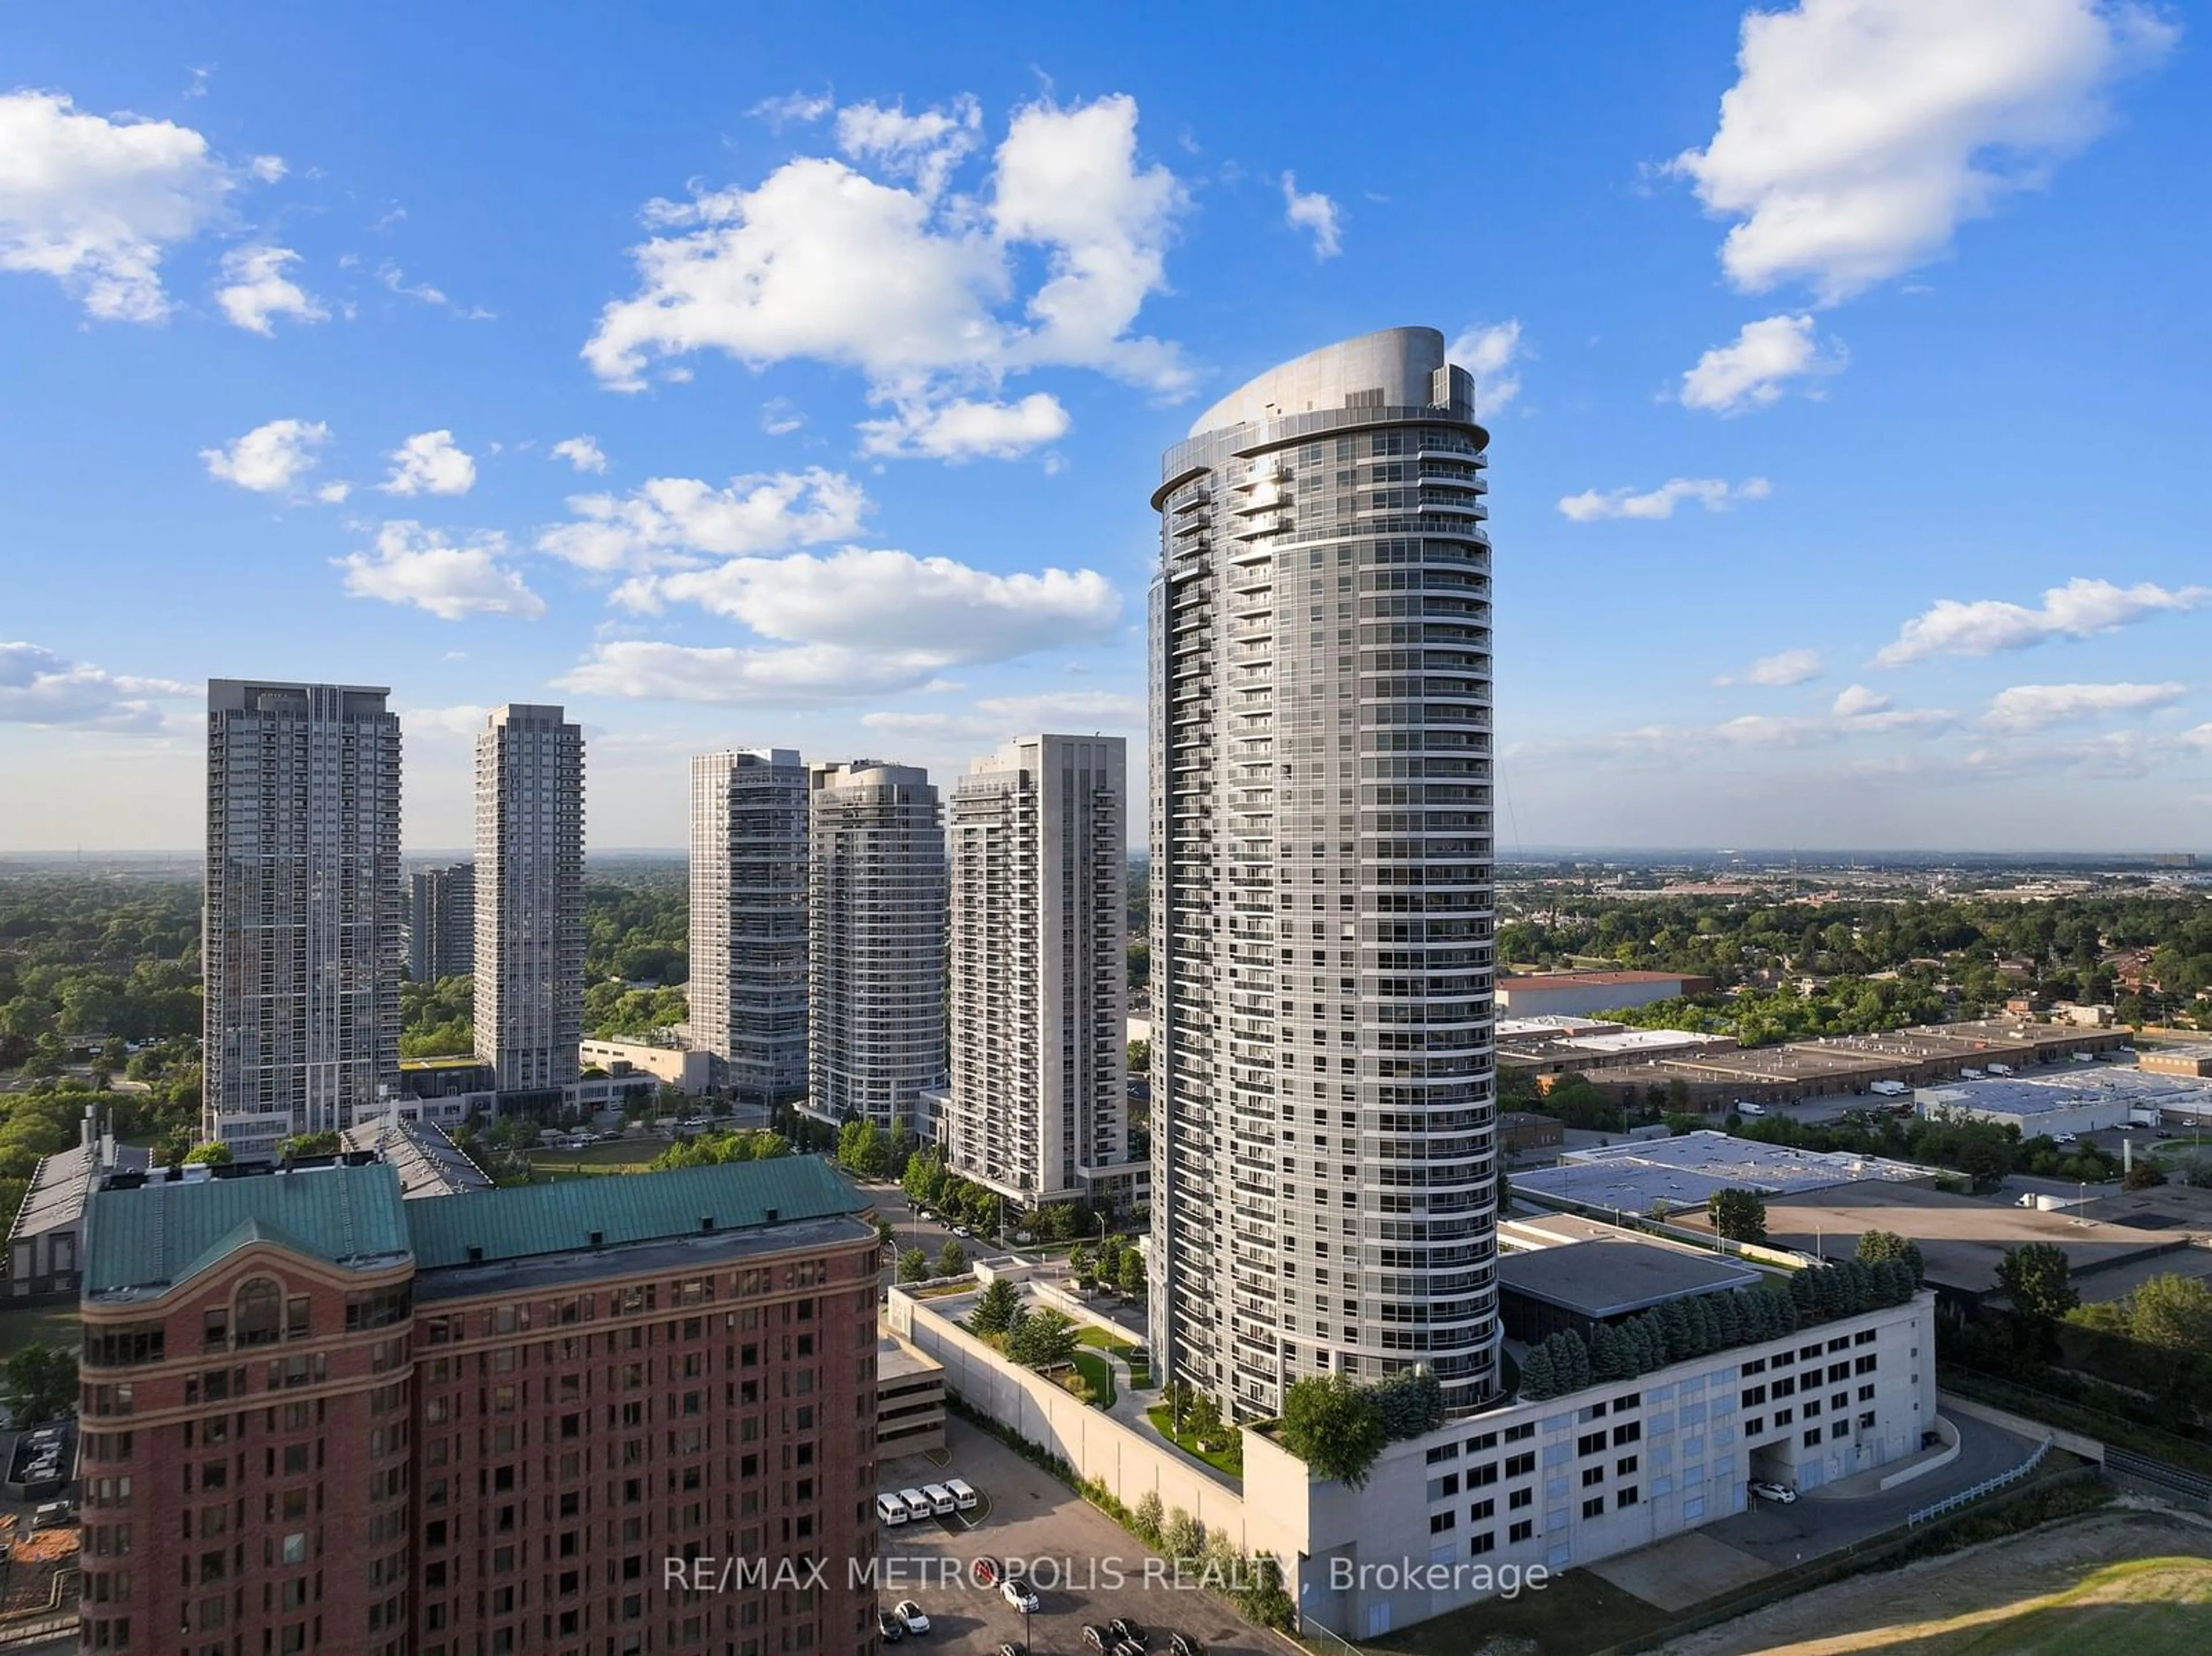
[1448,320,1525,415]
[1670,0,2177,302]
[631,547,1120,657]
[559,548,1122,706]
[0,641,188,731]
[0,90,241,321]
[1679,314,1844,413]
[537,468,869,574]
[1831,683,1891,716]
[336,523,544,620]
[1280,172,1341,259]
[1559,476,1771,522]
[1715,648,1824,688]
[201,418,331,494]
[550,435,608,474]
[1982,681,2186,733]
[835,97,982,200]
[857,392,1070,460]
[214,245,326,335]
[1874,577,2210,666]
[382,430,477,497]
[583,93,1189,419]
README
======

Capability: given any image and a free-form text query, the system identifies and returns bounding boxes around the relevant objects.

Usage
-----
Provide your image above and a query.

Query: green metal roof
[84,1164,412,1295]
[405,1158,866,1271]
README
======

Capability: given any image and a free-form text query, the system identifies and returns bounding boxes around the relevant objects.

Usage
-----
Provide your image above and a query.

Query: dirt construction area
[1654,1505,2212,1655]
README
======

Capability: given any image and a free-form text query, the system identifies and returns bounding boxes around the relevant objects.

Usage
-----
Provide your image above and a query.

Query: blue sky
[2,1,2208,852]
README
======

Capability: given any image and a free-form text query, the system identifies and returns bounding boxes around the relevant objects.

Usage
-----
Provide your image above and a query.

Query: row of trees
[1520,1242,1926,1403]
[900,1146,1127,1245]
[897,1241,968,1282]
[650,1128,791,1170]
[1069,1234,1145,1299]
[1499,889,2212,1018]
[967,1279,1082,1370]
[1275,1368,1449,1488]
[1122,1491,1291,1630]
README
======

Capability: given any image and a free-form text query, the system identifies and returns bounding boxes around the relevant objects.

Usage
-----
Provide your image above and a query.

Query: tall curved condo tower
[1149,328,1500,1418]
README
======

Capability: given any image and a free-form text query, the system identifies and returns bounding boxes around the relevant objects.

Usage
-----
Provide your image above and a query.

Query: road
[1703,1411,2041,1567]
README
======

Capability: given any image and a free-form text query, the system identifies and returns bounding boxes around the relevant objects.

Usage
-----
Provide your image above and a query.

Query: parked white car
[1001,1578,1040,1613]
[1749,1480,1798,1505]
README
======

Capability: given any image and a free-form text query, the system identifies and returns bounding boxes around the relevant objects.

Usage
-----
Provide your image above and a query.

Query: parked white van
[876,1492,908,1526]
[1738,1101,1768,1117]
[898,1488,933,1521]
[922,1483,957,1515]
[944,1477,978,1511]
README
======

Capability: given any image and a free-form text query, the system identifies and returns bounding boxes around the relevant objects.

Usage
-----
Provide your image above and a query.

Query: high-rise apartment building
[1148,328,1500,1419]
[689,749,809,1104]
[77,1155,883,1656]
[808,761,946,1132]
[474,704,585,1094]
[940,734,1133,1207]
[203,679,403,1157]
[407,862,476,982]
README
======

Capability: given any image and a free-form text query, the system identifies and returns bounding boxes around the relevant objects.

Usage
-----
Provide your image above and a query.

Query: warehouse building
[1514,1131,1935,1219]
[1497,971,1716,1018]
[1916,1066,2212,1136]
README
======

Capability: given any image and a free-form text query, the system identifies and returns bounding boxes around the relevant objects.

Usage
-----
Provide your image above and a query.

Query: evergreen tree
[1716,1289,1746,1346]
[1688,1293,1723,1356]
[1589,1321,1632,1382]
[1659,1298,1695,1362]
[1518,1343,1559,1400]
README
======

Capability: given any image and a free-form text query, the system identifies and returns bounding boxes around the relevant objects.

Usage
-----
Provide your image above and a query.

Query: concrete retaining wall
[887,1287,1256,1548]
[1939,1390,2105,1463]
[1877,1414,1961,1491]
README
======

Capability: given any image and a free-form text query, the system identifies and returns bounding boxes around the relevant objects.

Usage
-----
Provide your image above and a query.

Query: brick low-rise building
[77,1154,883,1656]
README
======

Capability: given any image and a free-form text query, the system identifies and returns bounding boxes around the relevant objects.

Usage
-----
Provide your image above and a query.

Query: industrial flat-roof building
[1497,971,1715,1018]
[1758,1180,2195,1309]
[1514,1131,1936,1219]
[1916,1066,2212,1136]
[2141,1043,2212,1079]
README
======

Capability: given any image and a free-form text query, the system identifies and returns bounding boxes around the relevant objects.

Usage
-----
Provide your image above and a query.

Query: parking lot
[877,1419,1274,1656]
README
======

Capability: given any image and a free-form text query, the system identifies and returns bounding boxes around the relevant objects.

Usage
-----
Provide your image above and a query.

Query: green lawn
[0,1303,79,1361]
[1367,1566,1670,1656]
[1144,1404,1242,1477]
[1075,1326,1136,1351]
[526,1139,665,1178]
[1070,1350,1116,1408]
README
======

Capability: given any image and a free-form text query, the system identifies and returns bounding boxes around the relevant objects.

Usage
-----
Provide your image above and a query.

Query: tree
[2127,1273,2212,1356]
[1160,1508,1205,1562]
[183,1140,234,1166]
[937,1240,968,1279]
[1857,1229,1925,1285]
[1709,1187,1768,1244]
[968,1278,1022,1338]
[897,1248,930,1284]
[1068,1242,1097,1288]
[1184,1389,1225,1449]
[1007,1308,1079,1370]
[1131,1489,1164,1544]
[279,1131,343,1159]
[1517,1343,1559,1400]
[1996,1242,2079,1321]
[1117,1249,1146,1299]
[1280,1375,1387,1488]
[3,1344,77,1424]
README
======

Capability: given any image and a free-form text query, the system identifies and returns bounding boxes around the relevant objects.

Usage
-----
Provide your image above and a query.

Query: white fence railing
[1907,1436,2051,1526]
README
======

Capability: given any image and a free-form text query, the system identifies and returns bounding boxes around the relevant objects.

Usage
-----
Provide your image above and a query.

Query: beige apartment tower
[473,703,585,1093]
[941,734,1133,1207]
[808,760,946,1132]
[203,679,403,1155]
[1149,328,1501,1419]
[689,748,810,1102]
